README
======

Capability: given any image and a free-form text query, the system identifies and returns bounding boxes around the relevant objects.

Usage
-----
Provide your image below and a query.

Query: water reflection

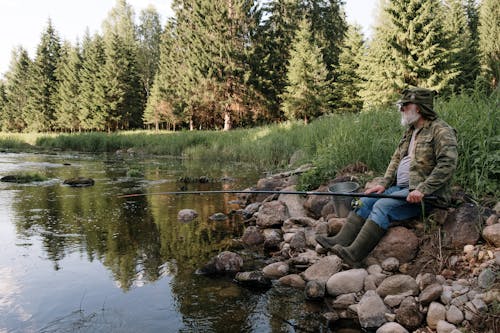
[1,153,331,332]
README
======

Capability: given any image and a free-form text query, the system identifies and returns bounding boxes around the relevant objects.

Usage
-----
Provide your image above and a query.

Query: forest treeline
[0,0,498,133]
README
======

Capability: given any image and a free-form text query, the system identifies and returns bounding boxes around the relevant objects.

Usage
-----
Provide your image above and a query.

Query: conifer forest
[0,0,498,133]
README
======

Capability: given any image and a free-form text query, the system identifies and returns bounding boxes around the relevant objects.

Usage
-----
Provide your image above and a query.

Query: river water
[0,152,334,333]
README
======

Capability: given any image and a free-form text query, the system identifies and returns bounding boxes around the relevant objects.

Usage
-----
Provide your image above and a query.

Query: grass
[0,172,48,183]
[0,90,498,200]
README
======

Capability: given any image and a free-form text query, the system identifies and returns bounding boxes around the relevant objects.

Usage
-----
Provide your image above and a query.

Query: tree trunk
[223,111,232,131]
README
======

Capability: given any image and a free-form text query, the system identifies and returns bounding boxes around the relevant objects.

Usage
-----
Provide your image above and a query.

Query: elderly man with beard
[316,87,458,267]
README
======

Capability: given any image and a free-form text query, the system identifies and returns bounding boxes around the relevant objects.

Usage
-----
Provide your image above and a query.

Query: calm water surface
[0,152,330,333]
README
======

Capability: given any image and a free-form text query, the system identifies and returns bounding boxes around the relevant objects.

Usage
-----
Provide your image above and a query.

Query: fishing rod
[117,189,437,201]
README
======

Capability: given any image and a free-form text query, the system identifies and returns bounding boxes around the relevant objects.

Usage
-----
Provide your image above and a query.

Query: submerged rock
[235,271,272,289]
[177,209,198,222]
[198,251,243,275]
[63,177,95,187]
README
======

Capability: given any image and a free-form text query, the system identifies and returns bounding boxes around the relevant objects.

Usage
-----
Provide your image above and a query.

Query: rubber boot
[331,219,386,267]
[315,212,365,250]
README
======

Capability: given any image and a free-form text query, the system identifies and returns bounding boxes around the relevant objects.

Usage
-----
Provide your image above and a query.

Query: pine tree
[25,19,61,132]
[280,19,331,123]
[54,41,82,131]
[137,5,162,100]
[101,0,144,130]
[443,0,480,91]
[2,47,32,131]
[0,81,6,131]
[478,0,500,90]
[334,24,365,112]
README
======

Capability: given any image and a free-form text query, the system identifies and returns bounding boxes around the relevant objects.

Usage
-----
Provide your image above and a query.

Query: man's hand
[407,189,424,203]
[365,185,385,194]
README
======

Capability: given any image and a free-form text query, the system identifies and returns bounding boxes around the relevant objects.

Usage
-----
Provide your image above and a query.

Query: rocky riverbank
[200,165,499,333]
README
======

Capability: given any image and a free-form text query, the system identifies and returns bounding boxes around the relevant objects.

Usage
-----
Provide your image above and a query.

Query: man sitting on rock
[316,87,458,267]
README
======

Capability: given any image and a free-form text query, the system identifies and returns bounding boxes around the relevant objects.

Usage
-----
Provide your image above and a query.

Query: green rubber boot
[331,219,386,267]
[315,212,365,250]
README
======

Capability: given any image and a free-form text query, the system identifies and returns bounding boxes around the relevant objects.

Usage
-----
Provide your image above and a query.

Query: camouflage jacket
[378,118,458,206]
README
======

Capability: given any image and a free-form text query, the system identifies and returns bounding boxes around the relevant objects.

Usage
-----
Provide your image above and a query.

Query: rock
[486,214,498,226]
[278,274,306,289]
[419,283,443,305]
[234,271,272,289]
[262,261,289,278]
[288,249,321,266]
[256,201,289,227]
[304,280,325,300]
[290,230,306,251]
[367,227,419,264]
[262,228,282,250]
[331,293,357,309]
[209,212,227,221]
[253,176,288,201]
[381,257,399,272]
[241,226,264,246]
[436,320,456,333]
[326,268,368,297]
[177,209,198,222]
[441,286,453,305]
[303,185,331,219]
[365,273,387,291]
[395,296,423,330]
[63,177,95,187]
[442,203,481,248]
[446,305,464,324]
[376,274,419,298]
[416,273,436,291]
[357,290,388,329]
[199,251,243,275]
[376,322,409,333]
[327,217,346,235]
[243,202,261,219]
[464,301,479,322]
[482,223,500,247]
[477,268,496,289]
[384,291,413,307]
[471,297,487,312]
[278,186,308,217]
[301,255,342,284]
[426,301,446,329]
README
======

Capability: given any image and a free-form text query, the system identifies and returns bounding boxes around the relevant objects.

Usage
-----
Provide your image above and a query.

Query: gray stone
[441,286,453,305]
[177,208,198,221]
[419,283,443,305]
[478,268,496,289]
[395,296,423,331]
[278,186,308,218]
[241,226,264,246]
[376,322,409,333]
[482,223,500,247]
[331,293,357,309]
[471,298,487,312]
[442,203,481,248]
[450,294,468,307]
[426,301,446,329]
[367,227,419,264]
[446,305,464,324]
[326,268,368,297]
[301,255,342,283]
[243,202,261,218]
[304,280,325,300]
[262,261,289,278]
[262,228,282,250]
[384,291,413,308]
[376,274,419,298]
[381,257,399,272]
[416,273,437,291]
[358,290,389,329]
[256,201,289,227]
[209,212,227,221]
[436,320,457,333]
[365,273,386,291]
[303,185,331,219]
[234,271,272,288]
[289,230,306,251]
[199,251,243,275]
[464,301,477,321]
[367,264,383,275]
[278,274,306,289]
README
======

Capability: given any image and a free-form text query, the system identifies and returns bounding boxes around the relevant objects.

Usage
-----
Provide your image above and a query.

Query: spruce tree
[79,31,107,131]
[443,0,480,91]
[0,81,6,131]
[478,0,500,90]
[280,19,331,123]
[54,41,82,131]
[2,47,32,131]
[25,19,61,132]
[137,5,162,99]
[334,24,365,112]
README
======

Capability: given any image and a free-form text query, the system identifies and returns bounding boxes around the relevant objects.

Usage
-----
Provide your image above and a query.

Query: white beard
[401,108,421,127]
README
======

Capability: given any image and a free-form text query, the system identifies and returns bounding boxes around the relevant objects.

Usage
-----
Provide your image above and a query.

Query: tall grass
[0,91,497,198]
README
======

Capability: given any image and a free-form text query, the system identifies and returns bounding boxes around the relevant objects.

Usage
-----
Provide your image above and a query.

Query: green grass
[0,90,498,200]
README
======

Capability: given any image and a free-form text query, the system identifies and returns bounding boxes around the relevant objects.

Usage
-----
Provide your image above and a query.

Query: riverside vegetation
[1,92,498,202]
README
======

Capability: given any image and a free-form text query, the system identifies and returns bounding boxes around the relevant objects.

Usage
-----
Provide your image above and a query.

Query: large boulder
[357,290,389,329]
[442,203,481,248]
[303,185,331,219]
[366,227,419,265]
[198,251,243,275]
[376,275,419,298]
[301,255,342,284]
[326,269,368,297]
[256,201,289,227]
[241,226,264,246]
[278,186,308,217]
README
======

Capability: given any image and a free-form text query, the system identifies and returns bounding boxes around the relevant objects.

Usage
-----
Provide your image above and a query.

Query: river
[0,152,334,333]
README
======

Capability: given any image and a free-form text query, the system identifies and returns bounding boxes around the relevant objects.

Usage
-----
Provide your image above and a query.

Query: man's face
[399,103,421,127]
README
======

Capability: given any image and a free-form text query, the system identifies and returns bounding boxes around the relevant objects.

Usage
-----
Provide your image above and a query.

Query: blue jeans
[355,186,425,230]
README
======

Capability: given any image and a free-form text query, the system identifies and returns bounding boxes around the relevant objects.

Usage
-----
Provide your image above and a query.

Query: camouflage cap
[397,87,438,120]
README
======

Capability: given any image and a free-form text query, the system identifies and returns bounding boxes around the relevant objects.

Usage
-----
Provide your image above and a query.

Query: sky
[0,0,378,77]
